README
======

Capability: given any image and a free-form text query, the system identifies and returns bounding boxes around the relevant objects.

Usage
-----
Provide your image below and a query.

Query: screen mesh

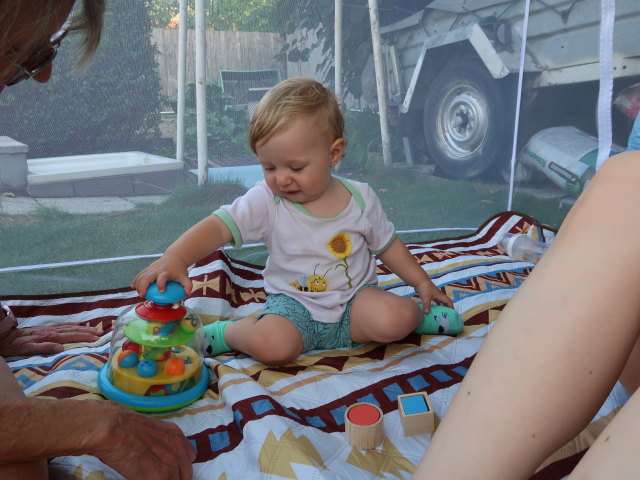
[1,0,638,295]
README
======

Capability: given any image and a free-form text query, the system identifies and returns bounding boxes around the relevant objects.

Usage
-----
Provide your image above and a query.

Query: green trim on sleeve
[370,232,397,256]
[213,209,243,247]
[336,177,366,212]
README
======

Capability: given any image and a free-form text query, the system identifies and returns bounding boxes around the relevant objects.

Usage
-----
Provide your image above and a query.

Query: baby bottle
[498,233,548,264]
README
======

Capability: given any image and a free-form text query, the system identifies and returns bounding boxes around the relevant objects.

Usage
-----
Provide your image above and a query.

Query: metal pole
[367,0,392,166]
[334,0,342,100]
[596,0,615,170]
[176,0,187,164]
[507,0,530,211]
[195,0,208,185]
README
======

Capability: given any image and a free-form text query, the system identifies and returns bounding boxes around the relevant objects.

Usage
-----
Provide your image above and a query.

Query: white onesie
[214,177,396,324]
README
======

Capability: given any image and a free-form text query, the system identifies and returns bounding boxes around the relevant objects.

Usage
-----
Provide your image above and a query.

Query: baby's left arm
[377,237,453,312]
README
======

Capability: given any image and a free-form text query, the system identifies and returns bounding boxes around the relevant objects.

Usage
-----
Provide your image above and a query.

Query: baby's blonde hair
[249,77,344,153]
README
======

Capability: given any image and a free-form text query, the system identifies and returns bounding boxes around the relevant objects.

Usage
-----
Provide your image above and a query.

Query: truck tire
[422,59,515,179]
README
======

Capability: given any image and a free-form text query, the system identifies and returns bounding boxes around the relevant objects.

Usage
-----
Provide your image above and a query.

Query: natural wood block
[398,392,435,435]
[344,402,384,449]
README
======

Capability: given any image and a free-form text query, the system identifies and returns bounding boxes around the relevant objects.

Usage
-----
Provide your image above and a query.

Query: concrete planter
[0,136,28,193]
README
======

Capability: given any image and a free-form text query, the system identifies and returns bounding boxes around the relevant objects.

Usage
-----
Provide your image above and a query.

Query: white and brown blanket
[2,212,628,479]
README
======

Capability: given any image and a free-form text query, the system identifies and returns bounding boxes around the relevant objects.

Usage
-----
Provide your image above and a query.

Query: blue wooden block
[401,394,429,415]
[398,392,435,435]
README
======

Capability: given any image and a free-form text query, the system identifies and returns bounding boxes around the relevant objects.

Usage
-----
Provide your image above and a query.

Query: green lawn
[0,165,573,296]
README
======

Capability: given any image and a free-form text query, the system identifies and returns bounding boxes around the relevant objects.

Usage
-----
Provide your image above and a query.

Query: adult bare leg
[413,151,640,479]
[0,358,48,480]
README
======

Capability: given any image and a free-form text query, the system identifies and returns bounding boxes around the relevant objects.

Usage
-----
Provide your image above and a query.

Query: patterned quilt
[3,212,629,480]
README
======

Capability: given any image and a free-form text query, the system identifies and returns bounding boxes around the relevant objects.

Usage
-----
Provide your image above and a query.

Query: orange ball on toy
[165,357,186,376]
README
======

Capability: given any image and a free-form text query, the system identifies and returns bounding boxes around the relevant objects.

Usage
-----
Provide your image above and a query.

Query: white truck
[378,0,640,179]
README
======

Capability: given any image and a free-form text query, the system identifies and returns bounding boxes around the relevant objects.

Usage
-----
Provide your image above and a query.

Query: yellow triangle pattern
[259,429,327,478]
[72,465,111,480]
[346,437,415,477]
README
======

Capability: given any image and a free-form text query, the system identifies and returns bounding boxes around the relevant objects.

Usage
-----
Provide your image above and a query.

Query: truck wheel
[423,59,515,179]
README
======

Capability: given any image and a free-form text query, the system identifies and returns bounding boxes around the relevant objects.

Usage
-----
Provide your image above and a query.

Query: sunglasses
[1,27,69,88]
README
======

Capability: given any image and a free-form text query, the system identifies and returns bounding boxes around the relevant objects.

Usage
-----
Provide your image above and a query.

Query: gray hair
[0,0,106,67]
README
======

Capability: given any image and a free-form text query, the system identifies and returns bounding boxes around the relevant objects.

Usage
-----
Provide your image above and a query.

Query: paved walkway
[0,194,169,215]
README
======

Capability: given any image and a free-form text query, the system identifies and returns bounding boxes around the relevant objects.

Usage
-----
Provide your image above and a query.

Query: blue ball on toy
[118,350,139,368]
[137,359,158,378]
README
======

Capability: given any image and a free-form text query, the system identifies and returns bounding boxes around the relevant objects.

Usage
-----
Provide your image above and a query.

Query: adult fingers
[10,341,64,357]
[128,421,195,480]
[24,324,102,335]
[174,432,196,480]
[21,329,101,344]
[97,419,193,480]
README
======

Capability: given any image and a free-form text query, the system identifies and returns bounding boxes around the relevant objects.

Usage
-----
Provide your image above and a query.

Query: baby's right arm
[132,215,232,297]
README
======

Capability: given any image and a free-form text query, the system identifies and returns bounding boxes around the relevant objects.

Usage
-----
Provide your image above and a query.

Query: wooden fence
[151,28,372,110]
[152,28,286,96]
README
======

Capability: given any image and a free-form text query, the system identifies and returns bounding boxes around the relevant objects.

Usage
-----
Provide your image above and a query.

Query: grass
[345,163,571,233]
[0,165,573,296]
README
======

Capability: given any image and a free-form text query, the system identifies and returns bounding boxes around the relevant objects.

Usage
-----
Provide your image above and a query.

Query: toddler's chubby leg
[204,315,303,365]
[349,287,423,343]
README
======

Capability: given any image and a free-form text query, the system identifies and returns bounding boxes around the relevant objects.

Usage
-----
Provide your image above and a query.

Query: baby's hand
[414,279,453,313]
[131,254,192,298]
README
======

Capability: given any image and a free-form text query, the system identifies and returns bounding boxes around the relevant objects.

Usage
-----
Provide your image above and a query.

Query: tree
[0,0,166,158]
[144,0,279,32]
[167,80,252,162]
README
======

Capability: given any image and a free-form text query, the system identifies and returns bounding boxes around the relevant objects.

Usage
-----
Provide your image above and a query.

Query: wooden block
[397,392,435,435]
[344,402,384,449]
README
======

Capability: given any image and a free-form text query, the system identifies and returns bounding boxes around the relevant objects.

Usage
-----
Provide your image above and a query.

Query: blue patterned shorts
[257,286,374,353]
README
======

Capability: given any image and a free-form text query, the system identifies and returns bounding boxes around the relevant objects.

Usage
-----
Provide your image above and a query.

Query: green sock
[203,321,232,356]
[415,305,464,335]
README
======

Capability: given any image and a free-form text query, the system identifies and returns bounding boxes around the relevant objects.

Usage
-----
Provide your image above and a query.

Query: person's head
[0,0,105,92]
[249,77,345,154]
[249,77,347,205]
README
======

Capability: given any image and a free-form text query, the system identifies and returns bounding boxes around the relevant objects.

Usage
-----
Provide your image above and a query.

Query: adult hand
[0,305,102,357]
[90,402,195,480]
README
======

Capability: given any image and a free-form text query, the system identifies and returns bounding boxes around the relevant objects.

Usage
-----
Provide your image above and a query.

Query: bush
[167,81,253,162]
[0,0,165,158]
[342,108,405,171]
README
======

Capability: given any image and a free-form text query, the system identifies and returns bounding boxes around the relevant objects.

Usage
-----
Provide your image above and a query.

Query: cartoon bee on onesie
[290,264,331,292]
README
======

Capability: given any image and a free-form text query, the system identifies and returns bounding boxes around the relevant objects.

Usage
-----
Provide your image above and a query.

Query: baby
[132,77,462,365]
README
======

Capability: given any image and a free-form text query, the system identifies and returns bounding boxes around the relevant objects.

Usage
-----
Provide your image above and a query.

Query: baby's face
[256,113,344,205]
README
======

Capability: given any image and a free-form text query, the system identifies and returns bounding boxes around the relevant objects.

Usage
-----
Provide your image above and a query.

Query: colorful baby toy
[98,281,210,412]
